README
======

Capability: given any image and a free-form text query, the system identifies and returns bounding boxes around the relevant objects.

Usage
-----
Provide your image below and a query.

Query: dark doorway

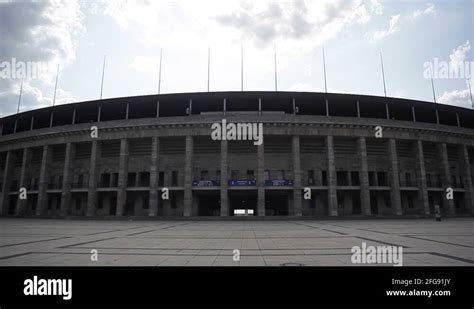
[428,191,447,214]
[352,192,361,214]
[8,196,16,215]
[454,192,467,214]
[265,193,289,215]
[229,193,257,216]
[198,195,220,216]
[370,194,378,215]
[28,194,38,215]
[125,196,135,216]
[110,196,117,215]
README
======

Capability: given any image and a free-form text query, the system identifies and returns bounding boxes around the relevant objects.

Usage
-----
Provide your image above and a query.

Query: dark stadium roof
[1,91,474,135]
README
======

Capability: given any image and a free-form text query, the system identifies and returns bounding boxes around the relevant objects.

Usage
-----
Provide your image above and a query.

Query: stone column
[116,138,129,216]
[17,148,31,215]
[36,145,50,216]
[388,139,402,215]
[183,135,193,217]
[87,140,101,216]
[439,143,455,215]
[0,151,13,215]
[60,143,75,217]
[357,137,371,215]
[292,135,302,216]
[257,141,265,216]
[326,136,338,216]
[149,137,159,216]
[415,141,429,216]
[220,139,228,216]
[461,145,473,214]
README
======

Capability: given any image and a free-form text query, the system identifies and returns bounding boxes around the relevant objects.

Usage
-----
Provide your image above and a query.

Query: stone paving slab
[0,218,472,266]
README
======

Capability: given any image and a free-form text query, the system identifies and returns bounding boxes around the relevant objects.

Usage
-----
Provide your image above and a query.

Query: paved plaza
[0,218,472,266]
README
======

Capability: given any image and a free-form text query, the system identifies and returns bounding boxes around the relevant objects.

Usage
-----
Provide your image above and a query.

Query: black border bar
[0,266,472,306]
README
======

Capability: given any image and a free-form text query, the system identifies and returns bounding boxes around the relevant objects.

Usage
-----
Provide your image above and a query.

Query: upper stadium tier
[1,91,473,137]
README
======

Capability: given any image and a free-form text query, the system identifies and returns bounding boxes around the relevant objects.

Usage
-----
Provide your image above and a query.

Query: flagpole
[274,44,278,92]
[158,48,163,95]
[467,77,473,109]
[17,77,24,114]
[431,76,437,103]
[380,51,387,97]
[52,64,60,106]
[322,46,327,93]
[100,55,106,100]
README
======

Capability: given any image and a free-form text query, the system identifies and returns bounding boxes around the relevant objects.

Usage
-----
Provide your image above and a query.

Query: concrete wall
[0,112,473,217]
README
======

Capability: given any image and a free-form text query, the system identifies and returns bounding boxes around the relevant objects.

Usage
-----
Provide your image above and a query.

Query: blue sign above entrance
[192,180,219,187]
[265,179,293,186]
[228,179,256,186]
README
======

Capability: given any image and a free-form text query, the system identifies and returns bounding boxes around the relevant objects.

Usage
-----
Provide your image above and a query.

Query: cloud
[0,0,83,117]
[0,79,75,117]
[104,0,376,50]
[213,0,373,46]
[412,3,436,19]
[130,56,161,75]
[369,0,383,15]
[103,0,380,94]
[437,80,473,109]
[287,82,320,92]
[0,1,84,73]
[287,82,350,94]
[438,88,472,108]
[449,40,471,67]
[366,14,400,42]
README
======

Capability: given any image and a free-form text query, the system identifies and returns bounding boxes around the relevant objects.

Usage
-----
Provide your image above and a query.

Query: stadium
[0,91,473,218]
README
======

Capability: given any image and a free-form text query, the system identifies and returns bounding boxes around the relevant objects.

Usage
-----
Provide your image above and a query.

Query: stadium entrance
[198,192,220,216]
[229,191,257,216]
[265,192,289,216]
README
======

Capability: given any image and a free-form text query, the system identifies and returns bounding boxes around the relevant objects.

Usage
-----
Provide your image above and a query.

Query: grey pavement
[0,218,472,266]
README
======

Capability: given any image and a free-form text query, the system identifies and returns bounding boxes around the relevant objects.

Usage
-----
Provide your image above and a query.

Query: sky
[0,0,473,117]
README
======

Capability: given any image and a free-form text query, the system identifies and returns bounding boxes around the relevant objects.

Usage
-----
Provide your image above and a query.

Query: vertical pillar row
[116,138,129,216]
[292,135,302,216]
[36,145,50,216]
[87,140,101,216]
[416,141,430,216]
[326,135,338,216]
[220,139,228,216]
[257,141,265,216]
[183,135,193,217]
[357,137,371,216]
[149,136,159,216]
[60,143,75,217]
[461,145,473,214]
[0,151,13,215]
[439,143,455,215]
[388,139,402,215]
[17,148,31,215]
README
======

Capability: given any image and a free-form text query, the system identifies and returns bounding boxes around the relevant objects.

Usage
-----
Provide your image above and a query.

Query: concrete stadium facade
[0,91,473,218]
